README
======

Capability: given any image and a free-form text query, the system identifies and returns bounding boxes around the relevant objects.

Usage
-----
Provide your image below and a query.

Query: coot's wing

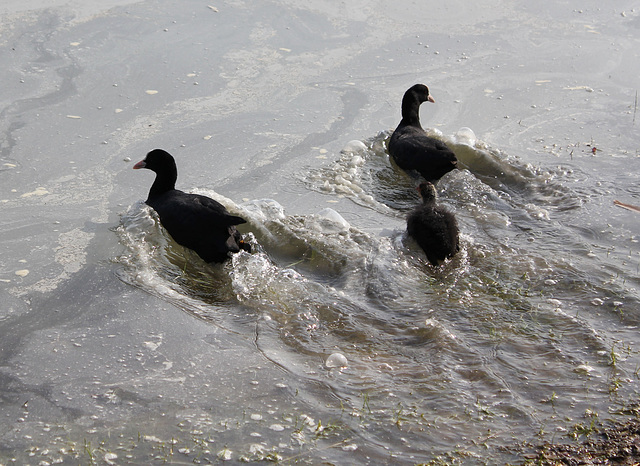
[390,127,456,173]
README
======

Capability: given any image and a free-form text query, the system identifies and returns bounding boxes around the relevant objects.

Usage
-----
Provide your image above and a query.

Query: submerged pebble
[574,364,594,374]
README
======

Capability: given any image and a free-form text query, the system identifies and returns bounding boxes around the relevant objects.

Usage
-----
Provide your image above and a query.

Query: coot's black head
[133,149,178,198]
[417,182,437,204]
[406,84,435,105]
[133,149,176,173]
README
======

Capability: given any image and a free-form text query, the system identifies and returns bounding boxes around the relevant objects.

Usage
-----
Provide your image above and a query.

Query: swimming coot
[388,84,457,182]
[407,182,459,266]
[133,149,250,263]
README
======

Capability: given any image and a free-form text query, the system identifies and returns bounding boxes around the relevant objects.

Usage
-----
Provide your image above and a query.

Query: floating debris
[21,187,49,197]
[15,269,29,277]
[564,85,594,92]
[145,90,159,95]
[614,200,640,213]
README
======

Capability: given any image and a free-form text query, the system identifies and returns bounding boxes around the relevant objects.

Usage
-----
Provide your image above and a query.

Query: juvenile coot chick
[407,182,459,266]
[133,149,250,263]
[388,84,457,182]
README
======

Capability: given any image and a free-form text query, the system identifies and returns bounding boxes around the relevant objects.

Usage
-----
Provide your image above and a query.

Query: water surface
[1,0,639,464]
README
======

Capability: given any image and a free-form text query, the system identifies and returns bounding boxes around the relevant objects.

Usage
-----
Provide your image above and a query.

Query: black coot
[133,149,250,263]
[388,84,457,182]
[407,182,459,266]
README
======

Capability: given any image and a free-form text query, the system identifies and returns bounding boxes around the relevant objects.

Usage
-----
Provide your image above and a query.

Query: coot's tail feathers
[224,214,247,226]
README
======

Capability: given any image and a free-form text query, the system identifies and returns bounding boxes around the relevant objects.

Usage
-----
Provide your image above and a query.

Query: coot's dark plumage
[133,149,250,263]
[388,84,457,182]
[407,182,459,266]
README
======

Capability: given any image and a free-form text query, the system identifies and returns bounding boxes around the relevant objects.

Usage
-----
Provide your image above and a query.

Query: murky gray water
[1,0,640,464]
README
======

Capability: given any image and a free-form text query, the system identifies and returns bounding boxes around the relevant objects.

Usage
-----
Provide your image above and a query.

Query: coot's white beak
[428,95,435,103]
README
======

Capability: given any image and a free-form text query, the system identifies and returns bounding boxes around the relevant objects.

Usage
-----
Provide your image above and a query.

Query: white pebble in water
[325,352,348,368]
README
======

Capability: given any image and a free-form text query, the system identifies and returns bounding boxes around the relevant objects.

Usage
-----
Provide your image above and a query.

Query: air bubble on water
[241,199,286,222]
[454,127,477,146]
[341,140,367,153]
[314,208,350,234]
[325,352,348,368]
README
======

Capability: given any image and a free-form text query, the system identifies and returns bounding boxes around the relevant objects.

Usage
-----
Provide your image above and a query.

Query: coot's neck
[148,165,177,200]
[421,196,436,206]
[419,185,437,205]
[400,93,423,128]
